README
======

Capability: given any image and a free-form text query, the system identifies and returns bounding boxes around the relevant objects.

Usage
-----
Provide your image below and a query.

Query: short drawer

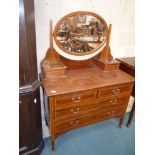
[94,96,129,110]
[55,106,125,135]
[55,90,97,108]
[55,95,129,120]
[98,84,132,98]
[105,64,119,71]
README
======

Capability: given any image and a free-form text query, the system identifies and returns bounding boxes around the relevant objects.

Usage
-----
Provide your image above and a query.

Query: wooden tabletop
[116,57,135,70]
[42,66,135,97]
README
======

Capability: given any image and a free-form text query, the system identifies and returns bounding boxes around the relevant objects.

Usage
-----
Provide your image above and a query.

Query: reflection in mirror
[55,14,107,54]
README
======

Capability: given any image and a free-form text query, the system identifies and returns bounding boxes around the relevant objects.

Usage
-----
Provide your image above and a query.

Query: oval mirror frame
[53,11,108,60]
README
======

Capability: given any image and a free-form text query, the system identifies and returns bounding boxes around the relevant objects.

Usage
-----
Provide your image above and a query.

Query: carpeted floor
[41,113,135,155]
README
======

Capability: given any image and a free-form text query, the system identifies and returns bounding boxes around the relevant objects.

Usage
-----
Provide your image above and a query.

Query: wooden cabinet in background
[19,89,43,154]
[19,0,43,154]
[19,0,38,88]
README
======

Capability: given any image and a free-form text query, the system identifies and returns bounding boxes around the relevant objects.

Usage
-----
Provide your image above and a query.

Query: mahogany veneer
[41,66,134,150]
[94,58,120,71]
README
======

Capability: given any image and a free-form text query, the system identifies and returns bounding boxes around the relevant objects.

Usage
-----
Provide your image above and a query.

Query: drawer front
[55,95,129,120]
[105,64,119,71]
[97,95,129,107]
[99,84,132,98]
[55,106,125,135]
[55,90,97,108]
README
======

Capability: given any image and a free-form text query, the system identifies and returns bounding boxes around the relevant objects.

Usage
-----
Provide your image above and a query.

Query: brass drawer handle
[72,96,81,102]
[70,120,79,126]
[113,88,120,95]
[110,99,118,105]
[70,108,80,114]
[116,88,120,92]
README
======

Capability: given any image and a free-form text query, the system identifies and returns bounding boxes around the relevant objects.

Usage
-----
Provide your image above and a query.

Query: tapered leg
[50,133,55,151]
[127,101,135,127]
[49,97,55,151]
[52,140,55,151]
[119,118,124,128]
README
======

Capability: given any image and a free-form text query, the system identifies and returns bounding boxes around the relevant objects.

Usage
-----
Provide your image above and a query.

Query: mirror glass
[54,12,108,56]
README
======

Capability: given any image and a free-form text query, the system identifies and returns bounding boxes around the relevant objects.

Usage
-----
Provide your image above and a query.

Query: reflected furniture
[19,0,44,154]
[40,11,135,150]
[116,57,135,127]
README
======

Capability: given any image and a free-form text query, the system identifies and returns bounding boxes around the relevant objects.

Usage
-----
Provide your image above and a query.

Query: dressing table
[40,11,135,150]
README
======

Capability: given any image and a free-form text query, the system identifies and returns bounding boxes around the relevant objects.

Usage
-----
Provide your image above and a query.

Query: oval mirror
[53,11,108,60]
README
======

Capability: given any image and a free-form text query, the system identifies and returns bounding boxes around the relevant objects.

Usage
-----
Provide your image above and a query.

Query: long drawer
[55,95,129,120]
[55,90,97,108]
[98,84,132,98]
[55,106,126,135]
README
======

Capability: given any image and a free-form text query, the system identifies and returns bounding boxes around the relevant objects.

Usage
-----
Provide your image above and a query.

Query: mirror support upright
[99,24,113,60]
[41,20,67,79]
[94,24,120,71]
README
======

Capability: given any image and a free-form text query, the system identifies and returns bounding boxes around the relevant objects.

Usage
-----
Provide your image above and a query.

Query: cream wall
[34,0,135,138]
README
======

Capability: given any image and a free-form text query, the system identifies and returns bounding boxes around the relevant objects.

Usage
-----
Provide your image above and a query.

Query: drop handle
[110,99,118,105]
[70,108,80,113]
[116,88,120,92]
[70,120,79,126]
[72,96,81,102]
[116,89,120,93]
[113,88,120,94]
